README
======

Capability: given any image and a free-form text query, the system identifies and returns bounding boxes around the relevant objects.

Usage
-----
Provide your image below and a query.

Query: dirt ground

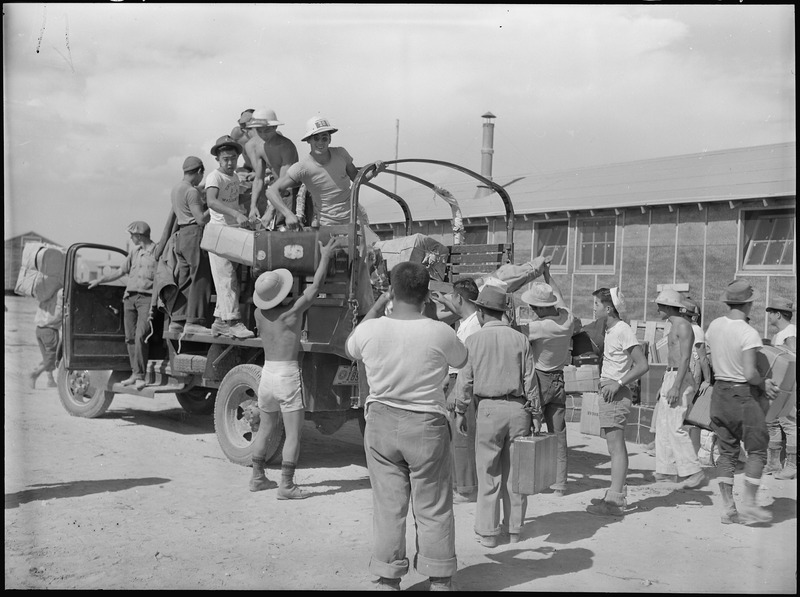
[4,295,797,592]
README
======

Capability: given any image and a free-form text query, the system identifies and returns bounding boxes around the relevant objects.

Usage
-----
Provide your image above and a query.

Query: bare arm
[247,145,264,218]
[542,263,566,309]
[784,336,797,353]
[264,175,301,229]
[207,187,248,226]
[290,237,343,314]
[696,343,712,386]
[87,267,125,288]
[666,323,694,405]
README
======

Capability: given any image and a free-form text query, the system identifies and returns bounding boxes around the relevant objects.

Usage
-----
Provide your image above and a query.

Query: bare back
[254,305,304,361]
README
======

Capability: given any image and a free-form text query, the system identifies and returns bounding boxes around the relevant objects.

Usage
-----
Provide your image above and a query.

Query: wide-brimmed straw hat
[654,289,684,309]
[246,108,284,128]
[767,296,795,312]
[253,269,293,310]
[521,283,558,307]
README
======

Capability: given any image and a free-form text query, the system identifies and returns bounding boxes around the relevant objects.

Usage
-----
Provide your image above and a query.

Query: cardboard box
[373,234,449,280]
[201,223,255,267]
[579,392,601,436]
[757,345,797,421]
[511,433,558,495]
[564,365,600,393]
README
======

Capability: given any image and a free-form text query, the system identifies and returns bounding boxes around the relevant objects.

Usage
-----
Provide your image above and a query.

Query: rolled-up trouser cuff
[414,553,458,579]
[368,556,409,580]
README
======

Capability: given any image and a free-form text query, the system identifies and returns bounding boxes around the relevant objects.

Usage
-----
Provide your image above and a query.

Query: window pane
[581,244,593,265]
[604,242,615,266]
[742,208,795,269]
[551,245,566,266]
[535,221,568,266]
[592,243,604,265]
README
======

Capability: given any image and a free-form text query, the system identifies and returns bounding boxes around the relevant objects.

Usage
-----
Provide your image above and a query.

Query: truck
[56,158,517,466]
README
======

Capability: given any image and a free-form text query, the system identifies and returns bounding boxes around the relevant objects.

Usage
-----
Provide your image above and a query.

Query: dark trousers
[172,225,212,325]
[446,375,477,494]
[710,381,769,482]
[538,370,568,490]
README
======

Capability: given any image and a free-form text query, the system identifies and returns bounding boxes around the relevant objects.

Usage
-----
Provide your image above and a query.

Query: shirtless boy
[248,237,342,499]
[653,289,705,488]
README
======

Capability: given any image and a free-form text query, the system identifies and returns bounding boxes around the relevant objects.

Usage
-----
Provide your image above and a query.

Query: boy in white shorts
[249,236,342,498]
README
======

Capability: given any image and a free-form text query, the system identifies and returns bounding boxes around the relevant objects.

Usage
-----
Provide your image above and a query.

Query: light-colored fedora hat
[246,108,284,128]
[471,285,508,312]
[653,288,684,309]
[253,269,294,310]
[521,282,558,307]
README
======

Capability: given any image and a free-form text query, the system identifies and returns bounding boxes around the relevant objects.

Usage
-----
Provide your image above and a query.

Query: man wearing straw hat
[705,280,779,524]
[652,289,706,489]
[764,295,796,480]
[456,284,539,547]
[520,264,577,497]
[248,236,343,499]
[586,287,649,517]
[244,108,300,229]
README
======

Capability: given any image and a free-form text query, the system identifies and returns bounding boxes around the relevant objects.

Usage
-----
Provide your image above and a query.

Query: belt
[448,373,458,378]
[177,223,200,229]
[476,393,526,402]
[666,367,678,372]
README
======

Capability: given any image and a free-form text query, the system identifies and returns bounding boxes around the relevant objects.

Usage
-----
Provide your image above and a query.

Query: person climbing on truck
[248,235,344,498]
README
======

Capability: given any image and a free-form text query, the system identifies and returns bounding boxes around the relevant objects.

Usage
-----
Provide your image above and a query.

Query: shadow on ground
[407,546,594,591]
[5,477,171,509]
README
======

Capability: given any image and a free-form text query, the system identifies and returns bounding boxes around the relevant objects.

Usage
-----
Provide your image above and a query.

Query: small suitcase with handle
[511,433,558,495]
[684,383,714,431]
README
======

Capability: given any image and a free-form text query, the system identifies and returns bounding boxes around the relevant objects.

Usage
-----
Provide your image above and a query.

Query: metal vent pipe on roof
[476,112,496,199]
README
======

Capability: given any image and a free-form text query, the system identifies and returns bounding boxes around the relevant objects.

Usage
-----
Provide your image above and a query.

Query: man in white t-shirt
[586,287,649,517]
[433,277,482,503]
[706,280,778,525]
[764,296,796,481]
[346,261,467,592]
[205,135,254,340]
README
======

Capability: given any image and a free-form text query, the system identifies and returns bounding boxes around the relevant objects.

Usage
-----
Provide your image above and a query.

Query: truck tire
[57,363,115,418]
[176,388,217,415]
[214,364,285,467]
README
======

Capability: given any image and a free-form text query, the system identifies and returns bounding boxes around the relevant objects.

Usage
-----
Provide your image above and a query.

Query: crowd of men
[78,107,795,592]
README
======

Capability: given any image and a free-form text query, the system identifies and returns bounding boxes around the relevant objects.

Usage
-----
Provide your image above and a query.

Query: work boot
[764,448,783,475]
[249,457,276,492]
[478,534,498,548]
[183,322,214,335]
[277,461,308,500]
[228,321,255,339]
[586,488,627,517]
[652,472,677,483]
[737,480,773,525]
[718,481,738,525]
[775,449,797,480]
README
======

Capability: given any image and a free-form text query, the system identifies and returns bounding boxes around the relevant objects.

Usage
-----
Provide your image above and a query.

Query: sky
[3,3,796,249]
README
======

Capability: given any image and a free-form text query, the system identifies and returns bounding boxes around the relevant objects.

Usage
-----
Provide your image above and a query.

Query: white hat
[610,287,627,317]
[253,269,294,309]
[301,116,338,141]
[246,108,284,128]
[653,288,684,309]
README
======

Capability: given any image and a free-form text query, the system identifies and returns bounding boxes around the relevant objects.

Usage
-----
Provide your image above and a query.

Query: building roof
[364,142,796,224]
[4,231,62,247]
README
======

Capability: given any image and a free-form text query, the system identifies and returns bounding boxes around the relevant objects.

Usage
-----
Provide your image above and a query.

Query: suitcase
[757,345,797,421]
[200,223,255,267]
[511,433,558,495]
[684,383,713,431]
[252,225,352,276]
[579,392,602,436]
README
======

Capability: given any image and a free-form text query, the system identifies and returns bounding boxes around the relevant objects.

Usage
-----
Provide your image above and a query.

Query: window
[534,220,568,269]
[463,225,488,245]
[741,208,795,271]
[577,216,616,270]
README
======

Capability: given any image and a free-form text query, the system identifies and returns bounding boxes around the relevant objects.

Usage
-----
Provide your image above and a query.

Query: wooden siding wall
[378,197,796,338]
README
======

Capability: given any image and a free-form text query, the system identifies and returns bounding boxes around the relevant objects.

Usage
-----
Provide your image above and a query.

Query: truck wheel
[176,388,217,415]
[214,364,285,467]
[57,363,115,418]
